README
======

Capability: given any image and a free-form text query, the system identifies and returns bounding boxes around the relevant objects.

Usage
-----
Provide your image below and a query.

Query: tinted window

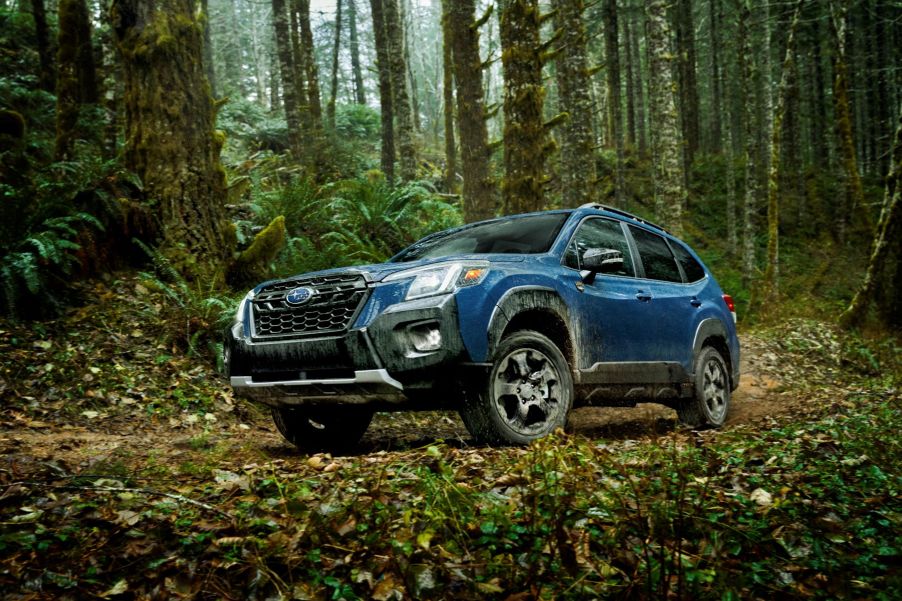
[393,213,569,262]
[564,218,635,277]
[671,241,706,282]
[629,226,682,282]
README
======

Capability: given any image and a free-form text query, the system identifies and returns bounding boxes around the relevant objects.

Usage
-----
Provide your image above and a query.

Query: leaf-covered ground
[1,275,899,600]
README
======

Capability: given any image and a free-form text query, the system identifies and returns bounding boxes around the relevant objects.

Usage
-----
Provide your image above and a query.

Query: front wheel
[460,330,573,445]
[677,346,731,428]
[271,406,373,453]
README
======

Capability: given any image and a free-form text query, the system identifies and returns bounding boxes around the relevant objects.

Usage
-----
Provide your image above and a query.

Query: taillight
[723,294,736,322]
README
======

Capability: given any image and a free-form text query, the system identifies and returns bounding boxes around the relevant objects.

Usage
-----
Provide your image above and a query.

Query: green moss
[228,216,286,287]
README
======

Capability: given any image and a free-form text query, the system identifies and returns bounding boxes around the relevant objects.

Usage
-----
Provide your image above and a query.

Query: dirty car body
[226,204,740,448]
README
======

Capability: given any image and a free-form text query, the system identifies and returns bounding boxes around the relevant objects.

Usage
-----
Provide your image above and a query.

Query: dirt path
[0,333,801,477]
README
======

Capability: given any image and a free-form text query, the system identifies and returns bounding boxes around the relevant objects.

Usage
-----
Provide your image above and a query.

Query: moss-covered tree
[499,0,550,215]
[348,0,366,105]
[674,0,700,164]
[296,0,323,128]
[54,0,98,161]
[29,0,55,93]
[645,0,685,235]
[552,0,596,206]
[369,0,395,184]
[272,0,303,159]
[383,0,417,181]
[441,0,457,193]
[327,0,343,129]
[448,0,496,222]
[110,0,232,278]
[602,0,625,207]
[739,1,757,284]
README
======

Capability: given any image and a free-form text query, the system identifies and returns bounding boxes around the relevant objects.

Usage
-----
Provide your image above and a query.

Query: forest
[0,0,900,598]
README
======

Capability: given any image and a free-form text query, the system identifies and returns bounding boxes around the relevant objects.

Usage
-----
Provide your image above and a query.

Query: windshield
[393,212,570,263]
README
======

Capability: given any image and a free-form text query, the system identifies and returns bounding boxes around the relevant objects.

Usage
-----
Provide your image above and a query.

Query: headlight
[235,290,254,324]
[383,262,489,300]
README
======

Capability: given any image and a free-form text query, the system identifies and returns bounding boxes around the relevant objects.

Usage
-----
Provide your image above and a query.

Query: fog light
[409,323,442,352]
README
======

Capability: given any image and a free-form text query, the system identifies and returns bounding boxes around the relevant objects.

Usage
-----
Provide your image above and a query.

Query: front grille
[251,273,369,339]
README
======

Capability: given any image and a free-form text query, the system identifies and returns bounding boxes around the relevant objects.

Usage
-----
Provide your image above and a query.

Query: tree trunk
[55,0,98,161]
[552,0,597,206]
[270,21,281,113]
[629,1,647,154]
[645,0,685,236]
[201,0,217,98]
[441,0,457,193]
[402,0,421,132]
[829,1,865,240]
[840,105,902,328]
[603,0,626,207]
[30,0,55,93]
[761,0,804,305]
[369,0,395,184]
[111,0,231,278]
[348,0,366,104]
[809,11,829,166]
[296,0,323,127]
[449,0,497,221]
[739,1,757,285]
[273,0,303,158]
[383,0,417,181]
[328,0,343,128]
[499,0,549,215]
[707,0,722,153]
[623,9,637,149]
[289,2,311,132]
[674,0,700,166]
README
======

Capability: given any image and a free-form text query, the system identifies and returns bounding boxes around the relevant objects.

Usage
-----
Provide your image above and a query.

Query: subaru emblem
[285,287,314,305]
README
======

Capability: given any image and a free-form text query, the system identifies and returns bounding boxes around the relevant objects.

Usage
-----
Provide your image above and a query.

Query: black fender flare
[486,286,574,362]
[691,318,737,384]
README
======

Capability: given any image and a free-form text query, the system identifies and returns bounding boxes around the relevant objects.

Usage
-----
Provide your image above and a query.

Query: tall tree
[739,1,758,284]
[402,0,421,132]
[761,0,804,304]
[840,105,902,328]
[441,0,457,193]
[30,0,55,93]
[602,0,626,206]
[273,0,303,158]
[369,0,395,184]
[54,0,98,161]
[296,0,323,127]
[499,0,549,214]
[347,0,366,104]
[327,0,343,129]
[383,0,417,181]
[707,0,722,153]
[110,0,231,277]
[448,0,496,221]
[674,0,700,164]
[201,0,216,98]
[645,0,685,235]
[628,1,647,153]
[552,0,597,206]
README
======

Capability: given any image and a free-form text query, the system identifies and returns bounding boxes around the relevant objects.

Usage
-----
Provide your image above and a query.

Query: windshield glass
[393,213,570,263]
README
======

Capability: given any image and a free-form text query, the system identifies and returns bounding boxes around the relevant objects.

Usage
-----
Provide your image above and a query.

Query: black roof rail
[577,203,671,234]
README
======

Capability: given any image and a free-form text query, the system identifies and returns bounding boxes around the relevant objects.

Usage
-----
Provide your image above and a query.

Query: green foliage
[333,103,381,141]
[0,213,103,318]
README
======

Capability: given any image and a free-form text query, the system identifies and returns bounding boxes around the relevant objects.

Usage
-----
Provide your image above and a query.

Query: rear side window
[671,242,706,282]
[564,218,635,276]
[629,226,682,282]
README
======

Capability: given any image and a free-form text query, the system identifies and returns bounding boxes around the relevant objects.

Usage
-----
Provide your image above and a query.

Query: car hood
[254,255,529,291]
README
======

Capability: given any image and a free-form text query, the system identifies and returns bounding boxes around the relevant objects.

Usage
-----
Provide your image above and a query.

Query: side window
[671,241,706,282]
[629,226,682,282]
[564,218,635,277]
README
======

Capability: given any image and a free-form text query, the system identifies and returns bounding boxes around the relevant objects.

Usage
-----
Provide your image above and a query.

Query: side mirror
[581,248,624,284]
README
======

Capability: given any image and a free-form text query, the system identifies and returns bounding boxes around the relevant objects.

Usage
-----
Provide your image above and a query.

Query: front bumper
[226,293,468,407]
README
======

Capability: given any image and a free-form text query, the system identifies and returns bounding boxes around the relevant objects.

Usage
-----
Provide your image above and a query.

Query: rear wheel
[461,330,573,445]
[271,406,373,453]
[677,346,730,428]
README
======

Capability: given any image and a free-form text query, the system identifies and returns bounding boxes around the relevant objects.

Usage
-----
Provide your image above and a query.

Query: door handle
[636,291,652,302]
[690,297,702,307]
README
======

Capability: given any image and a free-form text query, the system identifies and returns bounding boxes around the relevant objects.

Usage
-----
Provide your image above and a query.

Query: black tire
[460,330,573,445]
[677,346,730,428]
[271,406,373,453]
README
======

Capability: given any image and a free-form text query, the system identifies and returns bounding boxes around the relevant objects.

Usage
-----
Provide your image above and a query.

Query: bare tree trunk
[370,0,395,184]
[629,0,647,154]
[441,0,457,193]
[645,0,685,236]
[603,0,626,207]
[762,0,804,305]
[739,1,757,285]
[499,0,549,214]
[383,0,417,181]
[402,0,421,132]
[552,0,597,206]
[30,0,55,93]
[674,0,700,165]
[707,0,722,153]
[297,0,323,127]
[623,9,637,149]
[840,105,902,328]
[328,0,343,128]
[348,0,366,104]
[111,0,231,278]
[449,0,497,221]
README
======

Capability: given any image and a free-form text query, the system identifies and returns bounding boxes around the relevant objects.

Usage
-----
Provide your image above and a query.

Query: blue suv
[225,204,740,449]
